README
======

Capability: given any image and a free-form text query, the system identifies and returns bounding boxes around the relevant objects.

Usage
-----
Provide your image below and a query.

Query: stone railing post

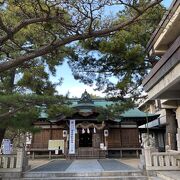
[176,106,180,151]
[140,133,156,170]
[144,147,153,170]
[16,148,24,171]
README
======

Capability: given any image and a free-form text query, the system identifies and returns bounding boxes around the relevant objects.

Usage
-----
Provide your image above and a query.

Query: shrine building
[28,90,159,159]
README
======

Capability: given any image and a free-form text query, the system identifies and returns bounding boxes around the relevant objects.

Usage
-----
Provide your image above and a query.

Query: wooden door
[32,129,50,148]
[93,133,101,148]
[52,129,63,139]
[107,128,121,148]
[121,128,140,148]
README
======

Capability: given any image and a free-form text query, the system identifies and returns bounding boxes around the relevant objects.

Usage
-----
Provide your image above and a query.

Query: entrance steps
[22,170,159,180]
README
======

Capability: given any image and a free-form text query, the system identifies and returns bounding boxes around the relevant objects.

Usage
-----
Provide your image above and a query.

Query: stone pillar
[16,147,29,171]
[166,109,177,150]
[140,134,156,170]
[16,148,24,170]
[176,106,180,151]
[144,147,153,169]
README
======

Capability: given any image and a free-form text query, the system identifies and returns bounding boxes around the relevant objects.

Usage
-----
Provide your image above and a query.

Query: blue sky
[50,0,172,98]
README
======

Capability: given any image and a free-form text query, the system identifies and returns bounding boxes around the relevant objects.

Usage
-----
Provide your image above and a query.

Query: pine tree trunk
[0,128,6,145]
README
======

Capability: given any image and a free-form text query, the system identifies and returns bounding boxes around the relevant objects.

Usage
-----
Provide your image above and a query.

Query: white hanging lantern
[104,129,109,137]
[87,128,90,134]
[63,130,67,137]
[82,128,85,134]
[93,127,96,133]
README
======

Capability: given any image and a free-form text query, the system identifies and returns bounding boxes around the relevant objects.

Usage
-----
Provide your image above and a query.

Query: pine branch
[0,0,162,73]
[0,106,26,121]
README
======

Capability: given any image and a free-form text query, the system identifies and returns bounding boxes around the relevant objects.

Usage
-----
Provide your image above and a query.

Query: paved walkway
[30,160,72,172]
[30,159,136,172]
[28,159,180,180]
[66,160,104,172]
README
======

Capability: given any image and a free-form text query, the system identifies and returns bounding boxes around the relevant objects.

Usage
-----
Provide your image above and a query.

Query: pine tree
[0,0,163,72]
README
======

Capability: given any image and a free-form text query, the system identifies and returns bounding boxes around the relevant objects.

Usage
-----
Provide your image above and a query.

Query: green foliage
[0,0,71,133]
[17,65,60,95]
[69,3,165,100]
[0,0,75,95]
[0,0,165,142]
[0,94,67,132]
[0,0,74,141]
[5,108,38,131]
[47,104,75,119]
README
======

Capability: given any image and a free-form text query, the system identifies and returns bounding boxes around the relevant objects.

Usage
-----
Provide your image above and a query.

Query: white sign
[69,120,76,154]
[2,139,11,154]
[100,143,104,149]
[48,140,64,153]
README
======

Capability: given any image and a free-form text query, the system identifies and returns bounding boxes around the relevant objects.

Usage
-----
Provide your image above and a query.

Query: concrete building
[142,0,180,151]
[139,99,177,151]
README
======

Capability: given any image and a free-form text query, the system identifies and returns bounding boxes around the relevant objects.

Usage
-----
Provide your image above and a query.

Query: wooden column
[50,123,52,140]
[104,136,107,148]
[120,123,122,147]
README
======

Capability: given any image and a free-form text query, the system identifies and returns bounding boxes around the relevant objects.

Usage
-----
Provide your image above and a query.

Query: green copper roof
[115,108,160,125]
[72,103,96,107]
[120,108,158,118]
[70,91,159,122]
[39,91,159,125]
[38,104,48,119]
[78,90,94,104]
[93,100,114,107]
[70,90,114,108]
[71,100,114,108]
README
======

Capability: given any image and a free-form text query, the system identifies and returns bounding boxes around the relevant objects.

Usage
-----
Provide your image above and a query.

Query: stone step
[149,177,164,180]
[156,171,180,180]
[22,175,149,180]
[157,173,174,180]
[23,170,143,178]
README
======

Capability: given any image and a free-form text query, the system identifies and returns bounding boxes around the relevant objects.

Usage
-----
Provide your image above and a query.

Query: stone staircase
[22,170,161,180]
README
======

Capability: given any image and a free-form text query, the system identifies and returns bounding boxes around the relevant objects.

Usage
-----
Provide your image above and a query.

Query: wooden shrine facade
[30,121,140,158]
[28,91,159,159]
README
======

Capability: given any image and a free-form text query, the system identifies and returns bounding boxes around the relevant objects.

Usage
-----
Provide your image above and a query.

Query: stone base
[138,154,145,170]
[0,172,21,180]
